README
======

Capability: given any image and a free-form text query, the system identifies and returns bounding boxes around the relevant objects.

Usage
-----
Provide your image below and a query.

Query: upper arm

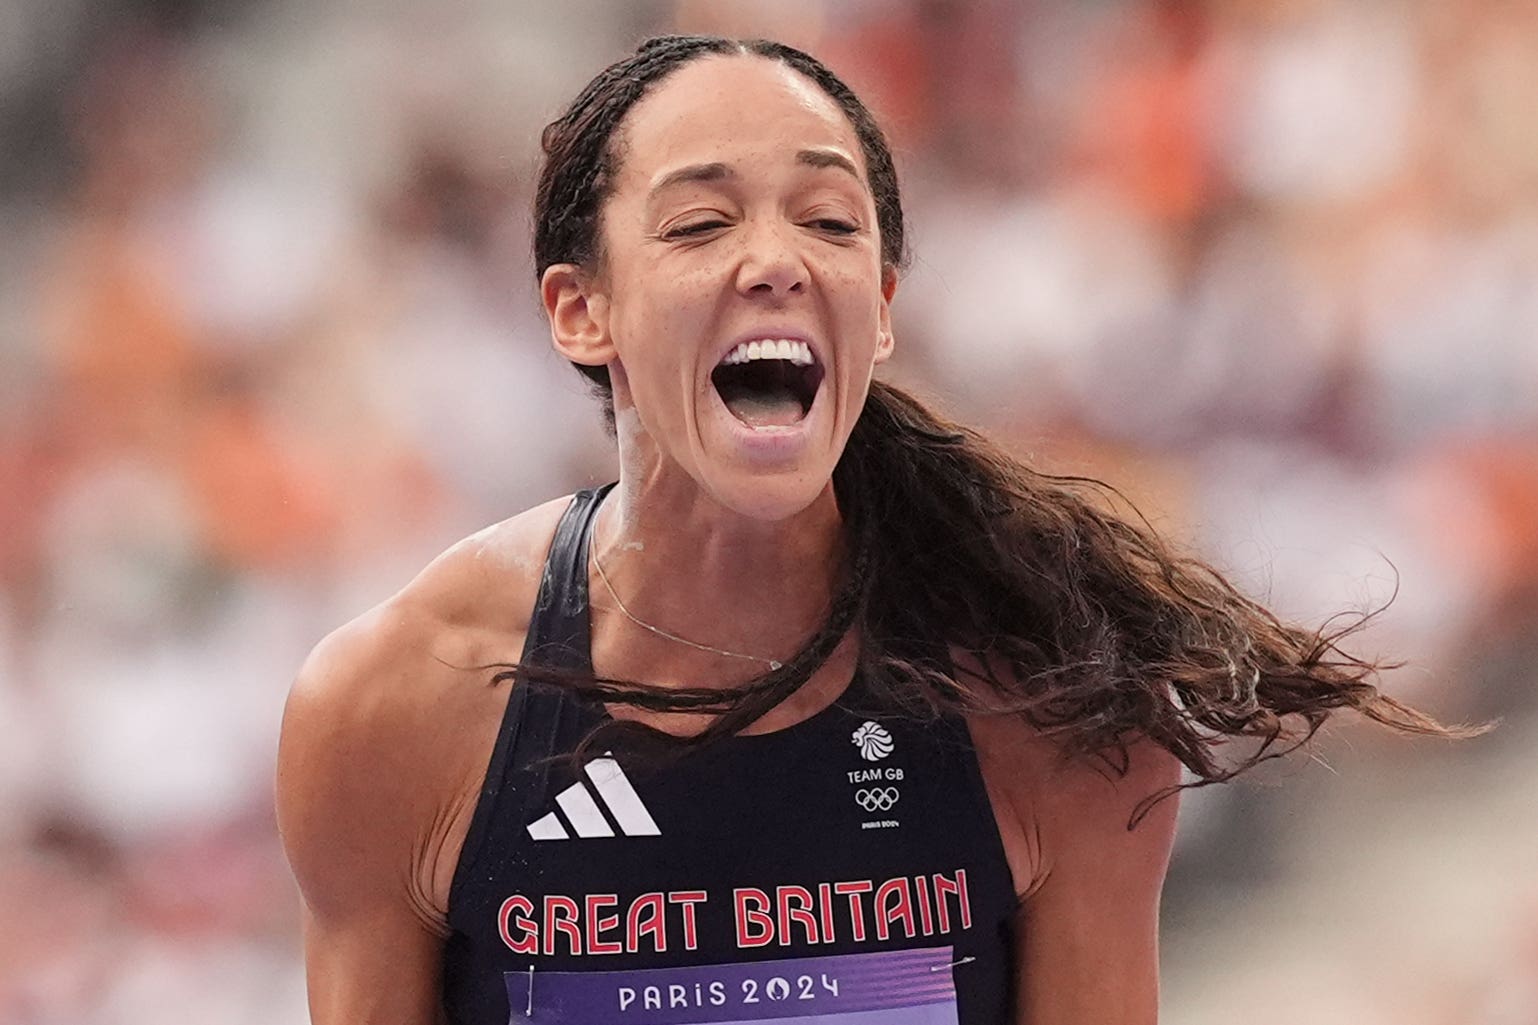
[972,709,1181,1025]
[1012,740,1181,1025]
[276,610,450,1025]
[275,501,564,1023]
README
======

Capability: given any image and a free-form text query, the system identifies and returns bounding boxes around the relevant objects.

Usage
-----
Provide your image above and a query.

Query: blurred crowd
[0,0,1534,1021]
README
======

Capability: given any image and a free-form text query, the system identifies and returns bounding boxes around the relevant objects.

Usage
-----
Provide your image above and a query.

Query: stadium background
[0,0,1534,1021]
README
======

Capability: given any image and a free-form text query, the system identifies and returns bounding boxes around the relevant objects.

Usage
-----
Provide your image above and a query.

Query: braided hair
[510,34,1473,822]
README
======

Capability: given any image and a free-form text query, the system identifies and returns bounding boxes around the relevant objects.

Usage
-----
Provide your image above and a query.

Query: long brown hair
[513,34,1472,818]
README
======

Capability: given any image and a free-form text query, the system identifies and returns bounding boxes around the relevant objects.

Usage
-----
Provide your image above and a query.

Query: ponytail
[833,381,1470,791]
[514,378,1472,818]
[518,35,1476,812]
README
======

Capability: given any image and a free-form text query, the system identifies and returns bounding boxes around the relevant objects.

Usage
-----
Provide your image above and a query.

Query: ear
[541,263,614,367]
[874,266,898,365]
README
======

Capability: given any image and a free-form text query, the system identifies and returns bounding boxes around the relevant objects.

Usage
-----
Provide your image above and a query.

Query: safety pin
[929,955,976,973]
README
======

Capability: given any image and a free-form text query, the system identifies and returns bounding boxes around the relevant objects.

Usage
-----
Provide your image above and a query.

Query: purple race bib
[503,946,963,1025]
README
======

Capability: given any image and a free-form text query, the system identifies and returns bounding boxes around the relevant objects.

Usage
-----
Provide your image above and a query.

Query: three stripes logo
[526,756,661,841]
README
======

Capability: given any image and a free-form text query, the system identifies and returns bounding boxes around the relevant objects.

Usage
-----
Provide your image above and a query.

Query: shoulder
[275,494,576,925]
[956,660,1181,1023]
[972,710,1181,1025]
[281,490,574,745]
[967,702,1183,901]
[394,492,577,662]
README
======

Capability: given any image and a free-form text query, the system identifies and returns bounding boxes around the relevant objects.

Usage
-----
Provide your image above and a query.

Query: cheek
[831,271,887,338]
[609,291,705,421]
[616,267,721,366]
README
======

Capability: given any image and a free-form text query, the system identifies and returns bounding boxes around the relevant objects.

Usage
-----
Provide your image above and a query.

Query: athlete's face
[544,55,895,521]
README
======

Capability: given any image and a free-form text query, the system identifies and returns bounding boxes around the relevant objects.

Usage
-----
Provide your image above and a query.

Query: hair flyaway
[501,33,1482,826]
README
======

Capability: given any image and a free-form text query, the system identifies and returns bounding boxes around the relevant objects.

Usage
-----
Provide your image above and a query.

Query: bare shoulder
[959,655,1183,899]
[276,494,574,928]
[960,662,1184,1024]
[280,491,574,768]
[397,492,577,662]
[971,715,1181,837]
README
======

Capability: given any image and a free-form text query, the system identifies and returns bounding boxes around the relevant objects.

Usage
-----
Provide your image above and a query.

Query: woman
[276,35,1453,1025]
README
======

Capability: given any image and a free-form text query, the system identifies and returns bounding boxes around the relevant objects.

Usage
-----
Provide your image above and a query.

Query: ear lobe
[542,263,613,367]
[874,326,895,365]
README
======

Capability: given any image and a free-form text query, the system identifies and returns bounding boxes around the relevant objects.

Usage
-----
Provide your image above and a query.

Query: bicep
[276,620,450,1025]
[1010,748,1180,1025]
[1011,838,1166,1024]
[301,902,447,1025]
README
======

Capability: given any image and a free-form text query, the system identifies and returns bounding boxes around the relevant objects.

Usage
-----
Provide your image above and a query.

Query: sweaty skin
[276,54,1180,1025]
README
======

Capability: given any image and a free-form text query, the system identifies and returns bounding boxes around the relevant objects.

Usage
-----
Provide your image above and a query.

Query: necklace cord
[591,546,783,672]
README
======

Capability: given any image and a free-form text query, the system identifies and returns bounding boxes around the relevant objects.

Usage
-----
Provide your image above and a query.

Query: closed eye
[663,220,731,239]
[809,219,858,235]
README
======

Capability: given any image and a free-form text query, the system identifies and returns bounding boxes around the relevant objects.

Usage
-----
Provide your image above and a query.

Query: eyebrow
[795,148,862,181]
[649,162,733,196]
[647,149,865,198]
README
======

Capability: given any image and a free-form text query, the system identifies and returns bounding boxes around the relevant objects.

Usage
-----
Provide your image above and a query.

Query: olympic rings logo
[855,787,900,812]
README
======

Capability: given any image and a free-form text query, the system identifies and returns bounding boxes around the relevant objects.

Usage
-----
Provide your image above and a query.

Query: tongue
[724,388,805,428]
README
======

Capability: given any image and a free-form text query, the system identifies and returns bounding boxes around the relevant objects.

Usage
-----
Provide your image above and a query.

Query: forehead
[612,55,867,191]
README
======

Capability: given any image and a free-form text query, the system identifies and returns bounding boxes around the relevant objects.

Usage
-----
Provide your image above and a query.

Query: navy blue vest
[442,485,1018,1024]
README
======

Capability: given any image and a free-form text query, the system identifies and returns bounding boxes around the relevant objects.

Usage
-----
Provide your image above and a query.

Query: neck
[590,463,845,689]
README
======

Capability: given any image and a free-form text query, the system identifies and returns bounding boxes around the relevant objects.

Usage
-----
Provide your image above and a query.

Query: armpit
[965,712,1048,901]
[410,780,483,938]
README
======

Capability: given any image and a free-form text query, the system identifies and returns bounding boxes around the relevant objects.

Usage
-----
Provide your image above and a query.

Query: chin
[697,464,834,524]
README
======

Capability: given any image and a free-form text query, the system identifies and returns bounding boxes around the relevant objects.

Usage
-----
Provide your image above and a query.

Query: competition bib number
[504,947,961,1024]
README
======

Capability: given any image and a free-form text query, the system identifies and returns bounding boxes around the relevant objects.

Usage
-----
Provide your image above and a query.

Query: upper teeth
[719,339,814,367]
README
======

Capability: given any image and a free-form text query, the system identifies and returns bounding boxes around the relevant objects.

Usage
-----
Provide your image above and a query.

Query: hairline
[587,50,896,280]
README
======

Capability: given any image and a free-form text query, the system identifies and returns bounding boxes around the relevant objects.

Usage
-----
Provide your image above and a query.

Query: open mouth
[711,339,824,429]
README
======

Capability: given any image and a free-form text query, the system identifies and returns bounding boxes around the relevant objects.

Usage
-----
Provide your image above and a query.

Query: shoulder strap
[448,484,615,914]
[519,482,615,670]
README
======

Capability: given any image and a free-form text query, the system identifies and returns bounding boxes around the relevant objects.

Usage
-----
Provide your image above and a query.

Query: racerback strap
[448,484,615,909]
[519,483,615,671]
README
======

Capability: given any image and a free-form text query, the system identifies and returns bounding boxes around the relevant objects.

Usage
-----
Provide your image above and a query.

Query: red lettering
[497,895,538,954]
[734,888,774,948]
[834,880,873,942]
[932,870,972,933]
[913,874,935,936]
[585,894,622,955]
[627,892,667,954]
[874,877,916,941]
[669,890,708,951]
[817,882,836,943]
[542,895,582,956]
[776,885,820,945]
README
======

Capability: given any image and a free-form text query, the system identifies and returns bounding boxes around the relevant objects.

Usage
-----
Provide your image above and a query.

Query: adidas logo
[526,756,661,841]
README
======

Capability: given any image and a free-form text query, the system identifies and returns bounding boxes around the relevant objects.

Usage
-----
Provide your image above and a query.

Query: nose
[734,220,808,298]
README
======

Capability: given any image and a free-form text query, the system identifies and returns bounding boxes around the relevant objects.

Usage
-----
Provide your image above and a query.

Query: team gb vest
[441,485,1020,1025]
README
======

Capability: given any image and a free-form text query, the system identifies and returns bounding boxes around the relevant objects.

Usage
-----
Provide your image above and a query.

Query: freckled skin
[571,55,895,524]
[535,53,898,701]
